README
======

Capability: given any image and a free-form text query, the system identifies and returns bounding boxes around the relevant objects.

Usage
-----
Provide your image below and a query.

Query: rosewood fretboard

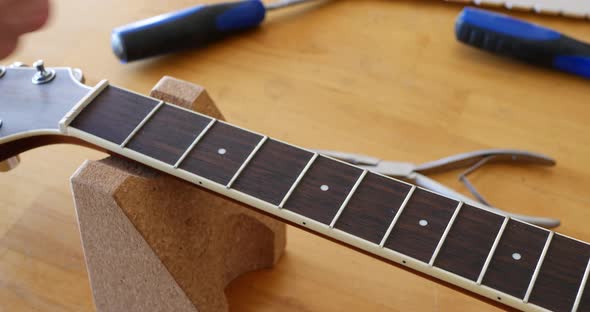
[65,84,590,312]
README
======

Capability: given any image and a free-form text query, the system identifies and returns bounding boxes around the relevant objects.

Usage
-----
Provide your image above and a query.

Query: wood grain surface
[127,104,212,165]
[283,156,363,224]
[1,0,590,311]
[179,122,263,184]
[233,139,314,205]
[433,204,505,281]
[70,85,159,145]
[334,172,412,244]
[384,188,458,263]
[529,235,590,311]
[482,220,550,299]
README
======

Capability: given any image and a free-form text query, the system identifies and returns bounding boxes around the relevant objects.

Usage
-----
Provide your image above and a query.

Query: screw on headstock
[32,59,55,84]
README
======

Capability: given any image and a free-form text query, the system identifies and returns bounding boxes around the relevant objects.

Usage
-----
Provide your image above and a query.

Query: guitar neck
[62,82,590,312]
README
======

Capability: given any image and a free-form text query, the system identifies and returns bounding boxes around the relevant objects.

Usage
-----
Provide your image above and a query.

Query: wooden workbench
[1,0,589,311]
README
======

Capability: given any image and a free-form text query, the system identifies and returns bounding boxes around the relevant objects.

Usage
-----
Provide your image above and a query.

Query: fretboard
[63,83,590,312]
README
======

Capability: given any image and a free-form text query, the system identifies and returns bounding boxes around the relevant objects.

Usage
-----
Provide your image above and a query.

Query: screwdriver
[112,0,319,62]
[455,7,590,79]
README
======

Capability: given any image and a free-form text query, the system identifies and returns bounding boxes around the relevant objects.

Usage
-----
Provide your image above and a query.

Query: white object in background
[447,0,590,19]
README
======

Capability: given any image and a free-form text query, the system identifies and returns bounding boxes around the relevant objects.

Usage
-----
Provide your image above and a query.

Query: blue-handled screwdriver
[112,0,319,63]
[455,7,590,79]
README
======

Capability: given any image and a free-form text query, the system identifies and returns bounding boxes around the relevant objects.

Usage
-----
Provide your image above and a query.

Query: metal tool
[456,7,590,79]
[111,0,321,62]
[266,0,316,10]
[315,148,560,228]
[447,0,590,19]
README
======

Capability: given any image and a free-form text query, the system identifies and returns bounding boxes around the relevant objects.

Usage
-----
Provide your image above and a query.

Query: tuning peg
[0,156,20,172]
[0,66,5,78]
[32,59,55,84]
[72,68,85,83]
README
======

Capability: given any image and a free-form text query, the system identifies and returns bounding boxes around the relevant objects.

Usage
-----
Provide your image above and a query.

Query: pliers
[315,149,559,228]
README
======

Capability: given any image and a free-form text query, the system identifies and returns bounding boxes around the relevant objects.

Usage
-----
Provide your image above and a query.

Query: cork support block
[71,77,286,312]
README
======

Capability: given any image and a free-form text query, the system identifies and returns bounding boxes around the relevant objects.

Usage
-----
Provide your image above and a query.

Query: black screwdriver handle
[111,1,266,62]
[455,8,590,79]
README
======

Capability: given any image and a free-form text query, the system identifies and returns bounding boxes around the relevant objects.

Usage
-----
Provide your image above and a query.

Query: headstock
[0,60,91,170]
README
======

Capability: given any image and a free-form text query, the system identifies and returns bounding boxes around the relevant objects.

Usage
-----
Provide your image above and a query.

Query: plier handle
[314,149,559,228]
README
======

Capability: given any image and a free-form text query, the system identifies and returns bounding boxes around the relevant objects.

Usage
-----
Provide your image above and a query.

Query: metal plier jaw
[314,149,559,228]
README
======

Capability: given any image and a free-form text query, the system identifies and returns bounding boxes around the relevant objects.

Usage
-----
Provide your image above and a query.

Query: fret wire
[476,216,510,285]
[66,83,590,312]
[572,257,590,312]
[413,184,508,220]
[429,201,464,266]
[59,79,110,133]
[173,119,217,169]
[279,153,318,209]
[105,85,517,223]
[329,170,368,229]
[226,136,268,189]
[524,231,554,303]
[120,101,164,148]
[379,185,416,248]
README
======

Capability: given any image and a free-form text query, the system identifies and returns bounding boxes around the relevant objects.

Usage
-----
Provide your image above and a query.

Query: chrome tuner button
[72,68,85,83]
[32,59,56,84]
[0,66,5,78]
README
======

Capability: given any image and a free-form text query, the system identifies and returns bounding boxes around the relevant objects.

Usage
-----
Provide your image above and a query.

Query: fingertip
[0,36,19,60]
[28,0,50,31]
[9,0,51,33]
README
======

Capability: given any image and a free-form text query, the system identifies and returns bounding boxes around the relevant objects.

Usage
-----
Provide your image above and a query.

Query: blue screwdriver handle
[455,8,590,79]
[111,0,266,62]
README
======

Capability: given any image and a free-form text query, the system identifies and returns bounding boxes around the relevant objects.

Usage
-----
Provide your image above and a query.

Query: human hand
[0,0,49,59]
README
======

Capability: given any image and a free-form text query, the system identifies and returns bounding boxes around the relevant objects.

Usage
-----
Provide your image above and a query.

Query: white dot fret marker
[419,219,428,227]
[512,253,522,261]
[217,148,227,155]
[320,185,329,192]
